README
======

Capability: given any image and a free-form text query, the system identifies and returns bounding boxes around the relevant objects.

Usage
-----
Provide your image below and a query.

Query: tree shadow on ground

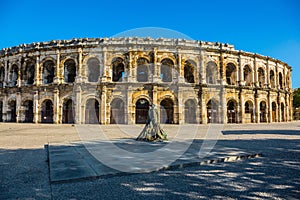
[222,129,300,135]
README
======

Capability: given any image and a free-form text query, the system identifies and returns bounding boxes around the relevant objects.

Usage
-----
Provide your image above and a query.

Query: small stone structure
[0,37,293,124]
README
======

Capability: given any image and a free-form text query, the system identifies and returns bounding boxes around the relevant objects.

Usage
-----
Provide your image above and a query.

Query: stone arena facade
[0,37,293,124]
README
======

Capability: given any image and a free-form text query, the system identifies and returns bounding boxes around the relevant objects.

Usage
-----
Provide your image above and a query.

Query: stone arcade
[0,37,293,124]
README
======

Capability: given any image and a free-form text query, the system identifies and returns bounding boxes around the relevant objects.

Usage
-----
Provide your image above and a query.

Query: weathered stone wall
[0,37,293,124]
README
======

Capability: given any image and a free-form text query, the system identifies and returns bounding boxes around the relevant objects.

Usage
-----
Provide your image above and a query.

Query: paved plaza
[0,122,300,199]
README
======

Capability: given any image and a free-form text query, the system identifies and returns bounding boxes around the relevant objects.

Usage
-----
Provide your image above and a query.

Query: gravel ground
[0,122,299,199]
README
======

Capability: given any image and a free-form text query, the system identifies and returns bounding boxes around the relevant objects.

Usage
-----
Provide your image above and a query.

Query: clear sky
[0,0,299,88]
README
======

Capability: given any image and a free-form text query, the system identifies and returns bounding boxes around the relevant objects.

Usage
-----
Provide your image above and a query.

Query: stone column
[16,92,21,123]
[33,91,39,123]
[53,88,60,124]
[101,48,107,82]
[201,91,207,124]
[126,86,134,124]
[268,92,272,123]
[101,86,107,124]
[75,84,82,124]
[177,49,184,83]
[199,49,205,84]
[221,88,227,124]
[4,57,8,87]
[238,54,243,86]
[2,95,8,122]
[238,90,243,123]
[266,59,270,88]
[35,56,41,86]
[255,92,259,123]
[152,48,159,82]
[17,57,22,87]
[54,50,60,84]
[76,48,83,83]
[178,87,184,124]
[254,57,258,87]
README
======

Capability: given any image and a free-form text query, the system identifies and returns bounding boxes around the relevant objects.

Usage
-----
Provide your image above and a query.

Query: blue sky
[1,0,299,88]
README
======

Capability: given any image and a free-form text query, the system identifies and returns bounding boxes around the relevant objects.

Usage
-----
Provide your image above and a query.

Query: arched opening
[245,101,254,123]
[281,102,285,122]
[64,59,76,83]
[260,101,267,123]
[227,100,237,123]
[62,99,74,124]
[226,63,237,85]
[110,98,125,124]
[85,99,100,124]
[279,72,283,89]
[270,70,275,88]
[258,68,265,88]
[160,98,174,124]
[243,65,252,86]
[137,58,149,82]
[8,100,17,122]
[161,58,173,82]
[23,100,33,123]
[112,57,124,82]
[184,99,196,123]
[206,61,218,84]
[135,98,150,124]
[207,99,218,123]
[0,101,2,122]
[272,102,277,122]
[184,61,195,83]
[43,60,55,84]
[87,58,100,82]
[41,100,53,123]
[0,67,5,87]
[10,64,18,86]
[25,61,35,85]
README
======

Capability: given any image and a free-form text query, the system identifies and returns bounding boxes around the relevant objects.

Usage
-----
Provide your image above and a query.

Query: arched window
[270,70,275,88]
[41,100,53,123]
[111,98,125,124]
[206,61,218,84]
[87,58,100,82]
[64,59,76,83]
[258,68,265,88]
[161,58,173,82]
[0,67,5,87]
[112,57,124,82]
[260,101,267,122]
[135,98,150,124]
[43,60,55,84]
[227,100,238,123]
[243,65,252,86]
[23,100,34,123]
[226,63,236,85]
[279,72,283,89]
[184,61,195,83]
[137,58,149,82]
[245,101,254,123]
[25,61,35,85]
[62,99,74,124]
[160,98,174,124]
[8,100,17,122]
[10,64,18,86]
[207,99,218,123]
[184,99,196,123]
[85,98,100,124]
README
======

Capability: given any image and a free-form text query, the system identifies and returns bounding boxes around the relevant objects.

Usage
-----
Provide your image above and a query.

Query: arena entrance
[41,100,53,123]
[85,99,100,124]
[110,98,125,124]
[281,103,285,122]
[23,100,34,123]
[8,100,17,122]
[227,100,237,123]
[245,101,254,123]
[62,99,74,124]
[260,101,267,122]
[207,99,219,123]
[0,101,3,122]
[160,98,174,124]
[184,99,196,123]
[272,102,277,122]
[135,98,149,124]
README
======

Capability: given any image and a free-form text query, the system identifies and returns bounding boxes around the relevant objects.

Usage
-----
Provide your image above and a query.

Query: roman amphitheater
[0,37,293,124]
